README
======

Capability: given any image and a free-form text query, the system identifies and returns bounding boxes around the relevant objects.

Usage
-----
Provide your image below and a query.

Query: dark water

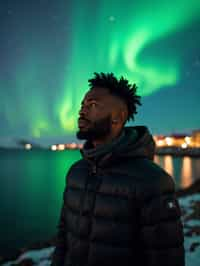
[0,150,200,259]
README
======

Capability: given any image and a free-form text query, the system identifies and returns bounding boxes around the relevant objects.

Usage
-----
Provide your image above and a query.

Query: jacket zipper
[77,162,97,232]
[92,163,97,174]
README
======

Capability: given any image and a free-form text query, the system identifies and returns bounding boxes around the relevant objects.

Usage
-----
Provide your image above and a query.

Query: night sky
[0,0,200,145]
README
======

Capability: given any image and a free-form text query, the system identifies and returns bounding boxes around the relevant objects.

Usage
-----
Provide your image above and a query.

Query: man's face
[76,88,114,141]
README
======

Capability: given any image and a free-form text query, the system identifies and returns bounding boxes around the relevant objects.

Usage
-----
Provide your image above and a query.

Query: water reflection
[181,156,192,188]
[154,155,160,165]
[163,155,174,176]
[154,155,195,189]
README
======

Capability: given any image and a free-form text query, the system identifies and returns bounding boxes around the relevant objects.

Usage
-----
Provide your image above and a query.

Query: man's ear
[111,100,128,125]
[112,119,118,124]
[112,111,124,125]
[121,110,126,123]
[119,108,128,126]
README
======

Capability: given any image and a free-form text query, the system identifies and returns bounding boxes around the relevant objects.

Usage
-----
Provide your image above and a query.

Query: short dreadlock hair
[88,72,142,122]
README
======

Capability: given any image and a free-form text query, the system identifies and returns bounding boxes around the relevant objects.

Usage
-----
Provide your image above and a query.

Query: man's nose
[79,106,88,116]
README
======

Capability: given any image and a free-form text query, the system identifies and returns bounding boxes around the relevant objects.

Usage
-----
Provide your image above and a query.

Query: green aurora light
[58,0,200,134]
[0,0,200,138]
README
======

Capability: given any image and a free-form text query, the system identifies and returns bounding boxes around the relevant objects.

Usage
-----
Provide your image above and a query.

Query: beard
[76,115,112,141]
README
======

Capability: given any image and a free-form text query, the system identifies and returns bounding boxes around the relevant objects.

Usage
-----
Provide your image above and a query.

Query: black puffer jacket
[51,126,185,266]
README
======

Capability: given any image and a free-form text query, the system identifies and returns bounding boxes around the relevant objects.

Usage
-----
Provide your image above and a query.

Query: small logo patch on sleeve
[167,201,176,209]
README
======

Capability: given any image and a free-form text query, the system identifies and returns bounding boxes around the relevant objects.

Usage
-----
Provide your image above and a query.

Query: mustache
[78,117,90,123]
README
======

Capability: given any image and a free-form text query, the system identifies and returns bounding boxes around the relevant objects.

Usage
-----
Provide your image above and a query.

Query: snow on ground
[1,247,55,266]
[2,194,200,266]
[179,193,200,266]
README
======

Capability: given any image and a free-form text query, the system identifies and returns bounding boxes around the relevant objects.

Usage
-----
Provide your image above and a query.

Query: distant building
[154,134,192,148]
[17,139,43,149]
[50,143,83,151]
[50,130,200,151]
[191,130,200,147]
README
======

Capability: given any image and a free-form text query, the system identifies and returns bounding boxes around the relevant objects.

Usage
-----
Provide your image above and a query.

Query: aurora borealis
[0,0,200,143]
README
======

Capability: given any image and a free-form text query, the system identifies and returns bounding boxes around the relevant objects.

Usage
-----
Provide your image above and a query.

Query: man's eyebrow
[81,97,99,105]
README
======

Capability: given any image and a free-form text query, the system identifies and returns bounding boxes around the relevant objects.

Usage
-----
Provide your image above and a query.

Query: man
[51,72,185,266]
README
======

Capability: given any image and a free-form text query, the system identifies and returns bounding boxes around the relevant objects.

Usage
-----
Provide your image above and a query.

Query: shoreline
[1,147,200,158]
[155,147,200,157]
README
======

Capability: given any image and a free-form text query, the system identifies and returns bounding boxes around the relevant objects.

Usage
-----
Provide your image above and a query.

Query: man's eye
[91,102,97,107]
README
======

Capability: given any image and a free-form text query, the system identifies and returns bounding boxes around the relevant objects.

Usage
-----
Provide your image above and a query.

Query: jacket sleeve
[138,190,185,266]
[51,187,67,266]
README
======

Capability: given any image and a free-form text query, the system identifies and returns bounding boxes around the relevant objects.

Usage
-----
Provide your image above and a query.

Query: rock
[176,179,200,197]
[189,242,200,252]
[185,226,200,237]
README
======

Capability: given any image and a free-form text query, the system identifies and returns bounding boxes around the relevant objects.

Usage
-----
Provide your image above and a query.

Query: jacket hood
[116,126,155,160]
[80,126,155,165]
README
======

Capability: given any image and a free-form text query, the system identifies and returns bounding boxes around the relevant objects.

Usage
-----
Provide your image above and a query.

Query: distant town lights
[185,136,191,145]
[70,142,76,149]
[165,137,173,146]
[51,145,57,151]
[58,144,65,150]
[25,143,32,150]
[157,140,164,147]
[181,143,187,149]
